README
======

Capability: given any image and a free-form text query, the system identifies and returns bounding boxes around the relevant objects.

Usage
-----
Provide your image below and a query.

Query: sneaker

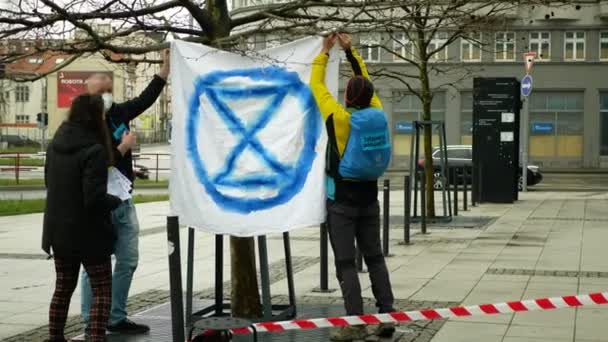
[370,323,396,338]
[106,319,150,334]
[330,326,368,341]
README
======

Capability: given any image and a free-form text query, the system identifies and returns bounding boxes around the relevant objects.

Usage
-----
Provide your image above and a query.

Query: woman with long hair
[43,94,122,342]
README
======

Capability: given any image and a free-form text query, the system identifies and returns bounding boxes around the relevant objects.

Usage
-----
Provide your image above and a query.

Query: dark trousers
[50,257,111,342]
[327,200,395,315]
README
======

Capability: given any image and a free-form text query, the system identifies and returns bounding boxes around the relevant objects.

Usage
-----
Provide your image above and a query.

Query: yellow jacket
[310,48,382,158]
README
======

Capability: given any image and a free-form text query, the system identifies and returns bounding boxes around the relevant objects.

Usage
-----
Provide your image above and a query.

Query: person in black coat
[43,94,123,342]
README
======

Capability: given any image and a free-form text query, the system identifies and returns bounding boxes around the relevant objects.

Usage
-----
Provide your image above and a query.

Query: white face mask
[102,93,113,111]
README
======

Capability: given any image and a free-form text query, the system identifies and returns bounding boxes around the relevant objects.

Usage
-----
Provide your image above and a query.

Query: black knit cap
[345,76,374,109]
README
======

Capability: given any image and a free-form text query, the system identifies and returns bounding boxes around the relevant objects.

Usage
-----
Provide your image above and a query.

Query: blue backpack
[338,107,391,180]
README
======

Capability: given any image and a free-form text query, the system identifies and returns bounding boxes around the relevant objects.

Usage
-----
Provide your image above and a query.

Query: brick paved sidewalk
[2,191,608,341]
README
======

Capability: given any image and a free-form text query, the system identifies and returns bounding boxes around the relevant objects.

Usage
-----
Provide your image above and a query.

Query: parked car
[134,164,150,180]
[0,134,40,148]
[418,145,543,191]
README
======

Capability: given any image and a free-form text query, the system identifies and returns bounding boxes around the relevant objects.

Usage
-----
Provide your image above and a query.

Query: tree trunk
[420,62,436,218]
[230,237,262,318]
[205,0,263,319]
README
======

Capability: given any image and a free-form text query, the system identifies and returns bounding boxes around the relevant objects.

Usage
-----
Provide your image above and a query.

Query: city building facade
[0,32,170,146]
[233,0,608,170]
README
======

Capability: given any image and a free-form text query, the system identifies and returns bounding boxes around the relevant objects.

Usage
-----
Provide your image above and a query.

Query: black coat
[42,121,122,260]
[106,75,166,185]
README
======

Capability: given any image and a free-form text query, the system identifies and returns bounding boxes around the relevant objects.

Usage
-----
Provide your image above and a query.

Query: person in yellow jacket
[310,33,396,341]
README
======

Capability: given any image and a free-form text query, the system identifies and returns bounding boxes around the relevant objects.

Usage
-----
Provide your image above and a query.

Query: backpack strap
[325,113,341,180]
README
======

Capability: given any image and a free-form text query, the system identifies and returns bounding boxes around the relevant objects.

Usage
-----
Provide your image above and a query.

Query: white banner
[170,37,339,237]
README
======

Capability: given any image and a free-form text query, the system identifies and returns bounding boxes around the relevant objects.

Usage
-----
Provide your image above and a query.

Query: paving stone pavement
[3,191,608,341]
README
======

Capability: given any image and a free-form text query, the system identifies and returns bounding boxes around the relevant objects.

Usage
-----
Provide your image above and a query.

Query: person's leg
[49,257,80,341]
[82,258,112,342]
[356,201,395,313]
[356,200,396,338]
[327,200,363,316]
[108,199,147,332]
[80,270,92,327]
[327,200,368,341]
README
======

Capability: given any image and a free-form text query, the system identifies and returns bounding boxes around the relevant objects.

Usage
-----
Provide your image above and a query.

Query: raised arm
[338,34,382,110]
[114,50,170,122]
[310,35,351,123]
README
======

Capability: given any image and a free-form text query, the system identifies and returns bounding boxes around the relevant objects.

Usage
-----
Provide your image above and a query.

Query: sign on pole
[521,75,533,97]
[524,52,537,74]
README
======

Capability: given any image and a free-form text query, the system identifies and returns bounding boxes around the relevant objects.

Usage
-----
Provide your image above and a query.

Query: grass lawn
[0,178,168,187]
[0,147,41,154]
[0,158,45,167]
[0,194,169,216]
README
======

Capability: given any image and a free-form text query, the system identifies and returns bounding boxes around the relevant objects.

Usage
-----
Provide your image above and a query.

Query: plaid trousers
[49,257,111,342]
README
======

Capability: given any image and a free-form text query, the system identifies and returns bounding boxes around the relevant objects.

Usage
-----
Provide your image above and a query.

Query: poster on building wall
[57,71,113,108]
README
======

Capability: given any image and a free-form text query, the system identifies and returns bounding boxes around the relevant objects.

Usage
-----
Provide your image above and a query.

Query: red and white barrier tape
[230,292,608,335]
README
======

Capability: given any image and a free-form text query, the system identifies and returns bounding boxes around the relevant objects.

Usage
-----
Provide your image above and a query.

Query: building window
[428,32,448,62]
[461,33,482,62]
[27,58,43,64]
[359,33,381,63]
[529,32,551,61]
[15,115,29,123]
[392,33,414,61]
[564,31,585,61]
[495,32,516,61]
[600,32,608,61]
[15,85,29,102]
[529,92,584,165]
[601,93,608,156]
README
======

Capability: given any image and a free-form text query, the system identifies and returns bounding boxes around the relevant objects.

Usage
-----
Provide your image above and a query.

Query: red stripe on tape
[450,307,472,317]
[327,317,349,327]
[479,304,500,314]
[421,309,442,320]
[294,320,317,330]
[231,327,251,335]
[563,296,583,307]
[389,311,412,322]
[536,298,556,310]
[258,322,284,332]
[507,301,528,312]
[590,293,608,304]
[359,314,381,325]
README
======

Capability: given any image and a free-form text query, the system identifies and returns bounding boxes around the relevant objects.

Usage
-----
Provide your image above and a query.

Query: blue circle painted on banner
[186,66,321,214]
[521,75,533,97]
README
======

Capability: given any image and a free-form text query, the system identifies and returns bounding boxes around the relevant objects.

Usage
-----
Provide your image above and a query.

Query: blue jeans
[81,199,139,326]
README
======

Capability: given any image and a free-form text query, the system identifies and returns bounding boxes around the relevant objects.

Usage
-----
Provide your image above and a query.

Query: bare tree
[349,0,574,217]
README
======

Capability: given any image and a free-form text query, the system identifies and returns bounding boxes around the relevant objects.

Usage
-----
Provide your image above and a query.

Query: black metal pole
[453,168,459,217]
[382,179,390,256]
[463,167,469,211]
[257,236,273,320]
[478,162,483,204]
[283,232,297,313]
[319,223,329,291]
[185,227,195,328]
[472,164,478,207]
[404,175,411,245]
[167,216,185,342]
[215,235,224,316]
[420,171,427,234]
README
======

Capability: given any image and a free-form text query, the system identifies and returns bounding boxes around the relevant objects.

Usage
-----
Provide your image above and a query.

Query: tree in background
[350,1,575,217]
